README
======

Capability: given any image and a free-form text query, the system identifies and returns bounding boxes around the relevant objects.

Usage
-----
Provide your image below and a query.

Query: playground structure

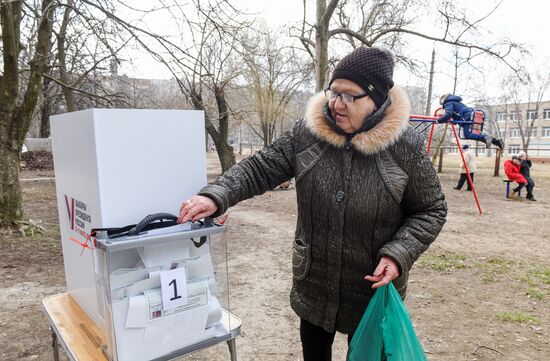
[409,108,486,215]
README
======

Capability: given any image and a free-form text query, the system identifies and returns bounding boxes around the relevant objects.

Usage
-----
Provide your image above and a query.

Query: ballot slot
[94,222,233,361]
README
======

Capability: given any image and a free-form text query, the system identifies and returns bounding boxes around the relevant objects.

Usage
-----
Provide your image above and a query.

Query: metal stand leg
[51,328,60,361]
[227,338,237,361]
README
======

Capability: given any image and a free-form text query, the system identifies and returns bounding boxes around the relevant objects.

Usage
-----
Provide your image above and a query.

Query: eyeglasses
[324,89,369,104]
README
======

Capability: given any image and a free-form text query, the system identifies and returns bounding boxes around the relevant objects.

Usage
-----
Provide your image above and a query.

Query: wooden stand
[43,292,240,361]
[43,293,107,361]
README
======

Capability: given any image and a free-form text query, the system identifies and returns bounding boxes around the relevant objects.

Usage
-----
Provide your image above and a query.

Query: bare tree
[1,0,248,227]
[242,30,309,147]
[506,70,550,151]
[169,2,252,172]
[100,0,253,172]
[295,0,523,92]
[0,0,55,227]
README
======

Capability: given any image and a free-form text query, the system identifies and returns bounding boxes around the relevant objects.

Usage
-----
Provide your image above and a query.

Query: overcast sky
[122,0,550,104]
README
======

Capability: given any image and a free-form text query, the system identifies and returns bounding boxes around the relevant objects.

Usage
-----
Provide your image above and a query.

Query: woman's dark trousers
[300,319,354,361]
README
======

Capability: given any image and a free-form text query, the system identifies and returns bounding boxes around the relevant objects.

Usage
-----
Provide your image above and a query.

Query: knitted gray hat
[329,47,395,108]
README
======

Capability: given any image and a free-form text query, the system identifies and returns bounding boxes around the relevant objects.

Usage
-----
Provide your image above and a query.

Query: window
[496,112,507,122]
[526,110,538,120]
[543,109,550,119]
[448,146,458,154]
[476,145,486,154]
[542,127,550,137]
[530,128,538,137]
[510,111,521,121]
[508,144,520,154]
[509,128,520,137]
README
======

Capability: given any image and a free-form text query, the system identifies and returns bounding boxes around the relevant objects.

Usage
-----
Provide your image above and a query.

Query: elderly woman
[178,47,447,360]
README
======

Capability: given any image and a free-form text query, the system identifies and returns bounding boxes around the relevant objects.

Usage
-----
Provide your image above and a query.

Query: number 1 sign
[160,268,188,310]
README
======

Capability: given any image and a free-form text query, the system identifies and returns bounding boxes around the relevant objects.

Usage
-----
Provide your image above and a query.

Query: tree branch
[41,72,116,106]
[369,27,521,73]
[323,0,340,25]
[328,28,372,47]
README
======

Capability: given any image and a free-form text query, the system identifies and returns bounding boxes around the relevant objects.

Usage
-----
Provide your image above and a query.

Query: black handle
[127,212,178,236]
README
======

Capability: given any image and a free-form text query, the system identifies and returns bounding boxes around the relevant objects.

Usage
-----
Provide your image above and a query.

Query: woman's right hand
[177,195,218,223]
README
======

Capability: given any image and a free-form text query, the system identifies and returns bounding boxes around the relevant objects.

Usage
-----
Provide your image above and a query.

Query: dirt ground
[1,153,549,361]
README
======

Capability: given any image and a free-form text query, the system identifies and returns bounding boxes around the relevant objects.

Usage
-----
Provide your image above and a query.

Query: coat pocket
[292,238,311,281]
[295,141,328,185]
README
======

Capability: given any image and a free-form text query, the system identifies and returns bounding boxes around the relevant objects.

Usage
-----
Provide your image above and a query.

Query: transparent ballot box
[93,215,240,361]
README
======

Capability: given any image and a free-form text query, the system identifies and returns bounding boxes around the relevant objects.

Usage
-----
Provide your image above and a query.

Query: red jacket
[504,160,527,184]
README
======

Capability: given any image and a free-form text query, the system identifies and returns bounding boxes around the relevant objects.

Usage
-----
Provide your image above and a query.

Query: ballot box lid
[95,221,226,252]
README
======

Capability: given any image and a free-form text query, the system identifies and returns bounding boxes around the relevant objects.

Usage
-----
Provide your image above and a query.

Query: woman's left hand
[364,256,400,289]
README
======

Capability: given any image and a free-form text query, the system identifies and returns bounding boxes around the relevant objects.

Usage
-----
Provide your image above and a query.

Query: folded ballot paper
[103,236,227,361]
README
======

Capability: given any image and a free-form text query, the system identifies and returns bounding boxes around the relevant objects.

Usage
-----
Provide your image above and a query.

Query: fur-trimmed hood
[305,86,411,155]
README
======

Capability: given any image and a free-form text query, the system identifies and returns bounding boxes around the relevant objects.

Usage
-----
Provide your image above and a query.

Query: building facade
[481,100,550,157]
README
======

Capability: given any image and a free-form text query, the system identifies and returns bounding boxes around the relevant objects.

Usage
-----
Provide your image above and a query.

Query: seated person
[437,94,504,149]
[504,155,527,197]
[517,151,536,201]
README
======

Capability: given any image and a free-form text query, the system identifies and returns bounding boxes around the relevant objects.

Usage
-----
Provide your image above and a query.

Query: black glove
[436,118,447,124]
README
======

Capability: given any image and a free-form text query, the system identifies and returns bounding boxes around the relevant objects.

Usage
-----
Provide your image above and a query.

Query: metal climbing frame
[409,108,483,215]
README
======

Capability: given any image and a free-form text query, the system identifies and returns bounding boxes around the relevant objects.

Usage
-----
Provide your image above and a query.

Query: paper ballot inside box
[111,283,226,360]
[111,293,227,361]
[95,222,232,361]
[108,238,217,299]
[124,282,221,333]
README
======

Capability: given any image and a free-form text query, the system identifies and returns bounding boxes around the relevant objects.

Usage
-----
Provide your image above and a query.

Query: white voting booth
[50,109,240,361]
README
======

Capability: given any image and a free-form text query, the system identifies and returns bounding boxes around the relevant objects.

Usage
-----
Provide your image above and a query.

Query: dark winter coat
[520,159,532,178]
[504,160,527,184]
[199,86,447,334]
[437,95,474,123]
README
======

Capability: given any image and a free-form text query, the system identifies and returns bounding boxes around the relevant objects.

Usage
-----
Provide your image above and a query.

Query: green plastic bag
[347,283,428,361]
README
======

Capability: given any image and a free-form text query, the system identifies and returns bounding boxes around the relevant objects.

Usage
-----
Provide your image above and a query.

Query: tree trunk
[39,76,52,138]
[57,0,75,112]
[204,119,235,172]
[494,148,501,177]
[431,124,449,165]
[212,84,236,172]
[39,97,51,138]
[452,46,459,94]
[315,0,331,92]
[425,47,435,115]
[0,0,55,228]
[261,120,269,148]
[0,147,23,227]
[438,147,444,173]
[239,124,243,155]
[315,25,329,92]
[190,87,236,173]
[214,140,235,173]
[203,121,235,173]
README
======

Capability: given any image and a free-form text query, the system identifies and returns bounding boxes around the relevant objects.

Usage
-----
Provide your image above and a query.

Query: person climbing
[436,94,504,150]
